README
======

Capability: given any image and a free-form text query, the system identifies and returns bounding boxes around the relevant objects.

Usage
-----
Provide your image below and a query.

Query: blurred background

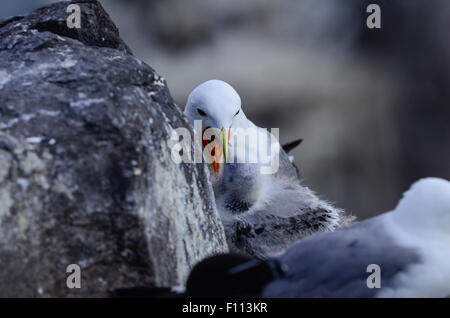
[2,0,449,219]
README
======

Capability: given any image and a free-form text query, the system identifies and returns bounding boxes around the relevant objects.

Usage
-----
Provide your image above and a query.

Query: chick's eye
[197,108,207,116]
[234,109,240,116]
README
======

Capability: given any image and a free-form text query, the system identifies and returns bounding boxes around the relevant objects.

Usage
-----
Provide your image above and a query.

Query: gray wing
[263,217,422,297]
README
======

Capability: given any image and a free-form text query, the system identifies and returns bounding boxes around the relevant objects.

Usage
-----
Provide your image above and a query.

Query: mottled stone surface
[0,0,227,297]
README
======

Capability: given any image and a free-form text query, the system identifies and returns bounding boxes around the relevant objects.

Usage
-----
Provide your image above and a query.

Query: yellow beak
[221,127,228,161]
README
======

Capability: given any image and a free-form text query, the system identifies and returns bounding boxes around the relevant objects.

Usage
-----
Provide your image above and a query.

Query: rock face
[0,0,227,297]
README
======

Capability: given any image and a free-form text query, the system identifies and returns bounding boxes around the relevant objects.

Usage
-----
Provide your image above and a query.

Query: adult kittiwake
[184,80,354,259]
[262,177,450,297]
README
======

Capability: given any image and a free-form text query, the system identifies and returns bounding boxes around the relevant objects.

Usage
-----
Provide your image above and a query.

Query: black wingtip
[282,138,303,154]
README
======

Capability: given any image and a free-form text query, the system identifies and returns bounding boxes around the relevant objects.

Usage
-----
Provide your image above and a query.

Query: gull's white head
[393,177,450,238]
[184,79,243,131]
[184,80,245,177]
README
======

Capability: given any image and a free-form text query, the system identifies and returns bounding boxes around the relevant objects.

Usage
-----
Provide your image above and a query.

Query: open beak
[202,127,229,177]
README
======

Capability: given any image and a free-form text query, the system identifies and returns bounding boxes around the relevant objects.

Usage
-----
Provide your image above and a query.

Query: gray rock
[0,0,228,297]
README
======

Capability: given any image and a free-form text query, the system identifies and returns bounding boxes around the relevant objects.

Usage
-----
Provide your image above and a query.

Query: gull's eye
[234,109,240,117]
[197,108,207,116]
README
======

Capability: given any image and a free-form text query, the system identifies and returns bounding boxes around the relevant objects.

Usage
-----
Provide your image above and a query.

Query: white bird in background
[184,80,354,259]
[263,177,450,297]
